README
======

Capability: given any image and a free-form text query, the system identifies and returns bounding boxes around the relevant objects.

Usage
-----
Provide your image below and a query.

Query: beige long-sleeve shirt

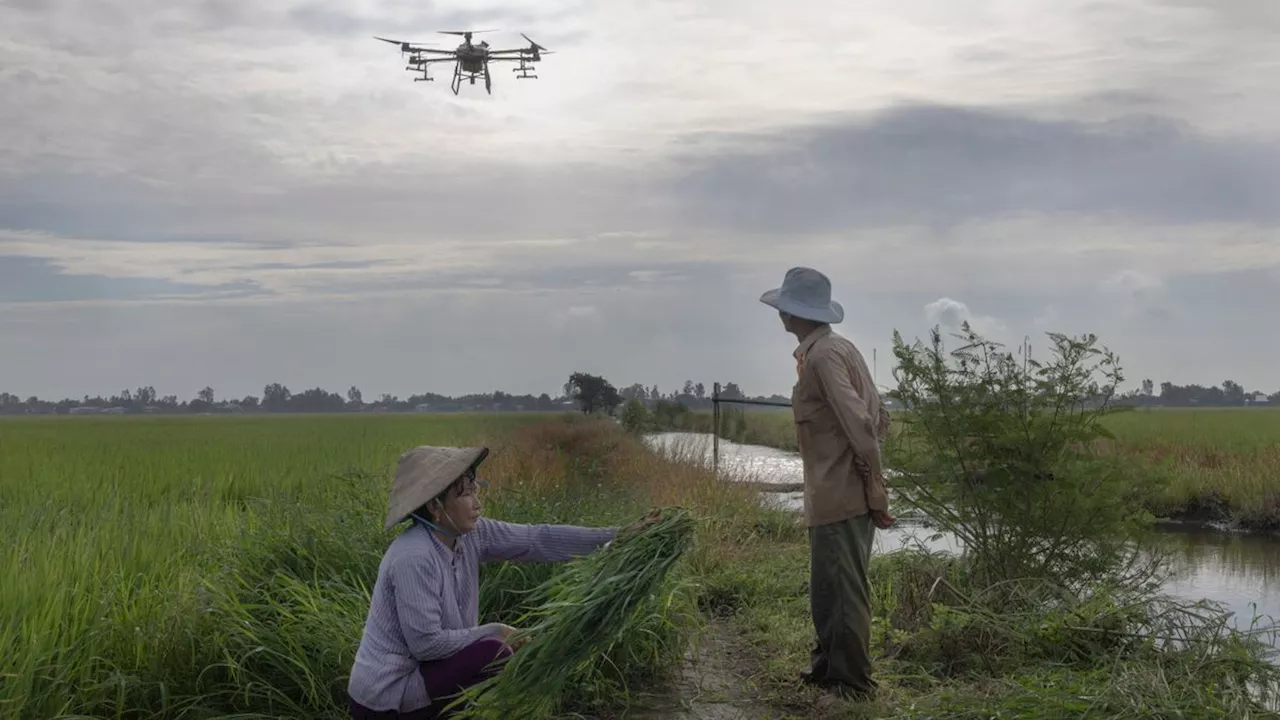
[791,325,891,527]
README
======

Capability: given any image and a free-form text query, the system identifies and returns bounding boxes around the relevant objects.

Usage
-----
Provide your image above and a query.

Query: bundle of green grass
[455,507,697,719]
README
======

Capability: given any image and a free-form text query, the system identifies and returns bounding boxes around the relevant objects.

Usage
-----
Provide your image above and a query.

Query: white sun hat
[759,266,844,324]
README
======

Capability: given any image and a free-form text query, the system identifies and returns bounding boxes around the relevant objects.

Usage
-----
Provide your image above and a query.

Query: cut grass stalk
[455,507,697,719]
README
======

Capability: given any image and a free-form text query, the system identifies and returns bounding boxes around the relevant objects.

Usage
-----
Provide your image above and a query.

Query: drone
[374,30,552,95]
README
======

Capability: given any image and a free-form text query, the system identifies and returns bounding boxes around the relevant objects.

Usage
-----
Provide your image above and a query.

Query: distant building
[1247,392,1270,405]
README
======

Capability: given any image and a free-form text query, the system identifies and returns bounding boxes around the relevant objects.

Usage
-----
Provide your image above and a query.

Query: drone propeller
[374,36,438,55]
[439,29,498,36]
[520,33,549,52]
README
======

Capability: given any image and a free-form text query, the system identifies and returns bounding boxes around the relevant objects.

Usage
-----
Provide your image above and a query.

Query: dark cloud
[669,104,1280,233]
[0,157,670,243]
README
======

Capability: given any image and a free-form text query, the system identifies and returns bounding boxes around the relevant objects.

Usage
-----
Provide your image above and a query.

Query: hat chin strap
[411,511,461,538]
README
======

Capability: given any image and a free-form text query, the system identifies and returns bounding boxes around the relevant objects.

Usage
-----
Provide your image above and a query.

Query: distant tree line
[0,373,788,416]
[1,373,1273,417]
[1114,379,1278,407]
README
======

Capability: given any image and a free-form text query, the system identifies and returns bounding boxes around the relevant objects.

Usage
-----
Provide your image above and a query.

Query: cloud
[1099,268,1176,323]
[924,297,1008,339]
[669,105,1280,233]
[2,0,1280,398]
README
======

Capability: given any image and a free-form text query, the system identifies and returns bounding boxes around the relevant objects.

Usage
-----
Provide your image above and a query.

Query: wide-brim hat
[759,266,844,324]
[384,445,490,529]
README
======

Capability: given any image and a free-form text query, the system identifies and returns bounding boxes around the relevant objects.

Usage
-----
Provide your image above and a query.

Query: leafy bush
[888,324,1169,591]
[619,398,652,434]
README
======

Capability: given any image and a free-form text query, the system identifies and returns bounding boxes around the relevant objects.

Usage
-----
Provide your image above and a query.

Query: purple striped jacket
[347,517,618,712]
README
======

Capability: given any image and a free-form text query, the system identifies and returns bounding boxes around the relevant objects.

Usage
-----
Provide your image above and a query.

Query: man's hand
[871,509,896,529]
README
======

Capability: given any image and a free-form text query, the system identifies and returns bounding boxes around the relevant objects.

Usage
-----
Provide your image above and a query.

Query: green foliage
[889,323,1169,590]
[619,398,653,434]
[652,399,691,429]
[458,508,699,719]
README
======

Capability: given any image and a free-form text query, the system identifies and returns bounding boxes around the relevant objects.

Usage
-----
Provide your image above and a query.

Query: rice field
[0,413,760,719]
[5,411,1277,719]
[682,406,1280,531]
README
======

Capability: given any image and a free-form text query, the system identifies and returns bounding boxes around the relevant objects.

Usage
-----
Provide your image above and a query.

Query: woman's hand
[497,623,530,650]
[621,508,663,537]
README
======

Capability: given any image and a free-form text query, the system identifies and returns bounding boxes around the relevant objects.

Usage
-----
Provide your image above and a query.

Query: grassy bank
[5,413,1278,718]
[657,406,1280,533]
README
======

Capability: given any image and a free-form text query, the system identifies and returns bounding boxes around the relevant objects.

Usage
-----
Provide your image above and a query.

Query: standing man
[759,266,895,704]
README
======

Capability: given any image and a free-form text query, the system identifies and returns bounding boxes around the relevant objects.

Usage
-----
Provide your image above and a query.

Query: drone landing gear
[450,62,463,95]
[447,60,493,94]
[514,58,538,80]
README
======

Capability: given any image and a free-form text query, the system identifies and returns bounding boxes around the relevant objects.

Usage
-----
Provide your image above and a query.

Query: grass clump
[459,507,699,719]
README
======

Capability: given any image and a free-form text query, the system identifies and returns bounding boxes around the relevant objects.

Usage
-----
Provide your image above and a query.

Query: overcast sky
[2,0,1278,401]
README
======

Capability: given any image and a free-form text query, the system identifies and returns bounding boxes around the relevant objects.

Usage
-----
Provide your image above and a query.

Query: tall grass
[1,413,764,719]
[1104,408,1280,531]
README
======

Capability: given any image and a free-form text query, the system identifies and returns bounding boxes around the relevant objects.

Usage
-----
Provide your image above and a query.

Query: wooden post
[711,382,720,481]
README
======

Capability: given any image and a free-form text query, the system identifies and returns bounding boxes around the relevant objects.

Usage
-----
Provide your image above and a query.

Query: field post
[711,382,720,481]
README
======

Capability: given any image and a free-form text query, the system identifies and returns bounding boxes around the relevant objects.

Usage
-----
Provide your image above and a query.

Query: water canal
[645,432,1280,641]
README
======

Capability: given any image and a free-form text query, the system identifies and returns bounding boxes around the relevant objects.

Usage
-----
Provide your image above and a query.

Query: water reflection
[644,432,1280,636]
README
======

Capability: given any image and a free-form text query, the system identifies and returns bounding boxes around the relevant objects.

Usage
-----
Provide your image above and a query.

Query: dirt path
[630,618,780,720]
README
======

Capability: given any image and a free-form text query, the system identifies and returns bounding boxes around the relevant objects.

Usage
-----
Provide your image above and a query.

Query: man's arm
[812,351,889,511]
[473,518,617,563]
[876,399,892,443]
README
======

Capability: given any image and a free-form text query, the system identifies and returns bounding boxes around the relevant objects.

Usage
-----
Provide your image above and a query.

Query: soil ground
[629,619,777,720]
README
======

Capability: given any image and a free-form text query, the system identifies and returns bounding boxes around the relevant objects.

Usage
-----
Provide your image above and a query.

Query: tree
[619,398,652,433]
[1141,378,1154,397]
[682,380,695,397]
[347,386,363,407]
[889,323,1165,591]
[198,386,215,405]
[719,382,744,400]
[1222,379,1245,406]
[567,372,622,416]
[694,382,706,400]
[262,383,292,411]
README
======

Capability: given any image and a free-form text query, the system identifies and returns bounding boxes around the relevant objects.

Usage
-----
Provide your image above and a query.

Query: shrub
[888,323,1169,591]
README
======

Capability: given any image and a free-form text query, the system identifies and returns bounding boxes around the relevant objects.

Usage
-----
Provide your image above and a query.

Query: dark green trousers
[807,512,876,698]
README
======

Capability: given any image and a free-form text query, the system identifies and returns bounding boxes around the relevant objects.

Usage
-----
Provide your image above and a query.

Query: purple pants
[348,637,513,719]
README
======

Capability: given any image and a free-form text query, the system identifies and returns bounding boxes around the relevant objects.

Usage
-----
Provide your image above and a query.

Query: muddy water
[645,432,1280,641]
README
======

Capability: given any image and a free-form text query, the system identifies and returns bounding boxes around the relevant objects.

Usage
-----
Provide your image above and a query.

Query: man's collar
[793,324,832,359]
